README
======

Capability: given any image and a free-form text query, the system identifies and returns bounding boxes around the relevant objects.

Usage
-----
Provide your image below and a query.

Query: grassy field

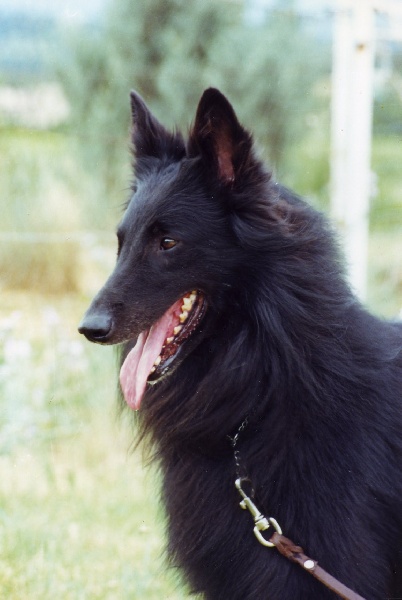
[0,126,400,599]
[0,291,192,599]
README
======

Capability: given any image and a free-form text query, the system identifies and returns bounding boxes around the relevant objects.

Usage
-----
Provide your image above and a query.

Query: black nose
[78,312,113,343]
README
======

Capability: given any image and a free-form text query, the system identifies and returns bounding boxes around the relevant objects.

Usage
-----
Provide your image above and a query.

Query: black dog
[79,88,402,599]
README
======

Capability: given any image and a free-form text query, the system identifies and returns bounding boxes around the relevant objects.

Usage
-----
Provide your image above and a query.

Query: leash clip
[235,478,282,547]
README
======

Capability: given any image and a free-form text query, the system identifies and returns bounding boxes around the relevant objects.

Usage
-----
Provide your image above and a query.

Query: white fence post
[331,0,375,301]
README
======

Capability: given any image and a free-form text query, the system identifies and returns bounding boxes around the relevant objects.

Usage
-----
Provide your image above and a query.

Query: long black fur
[79,88,402,599]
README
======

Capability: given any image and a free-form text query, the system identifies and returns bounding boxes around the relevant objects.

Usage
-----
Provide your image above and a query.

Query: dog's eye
[160,237,177,251]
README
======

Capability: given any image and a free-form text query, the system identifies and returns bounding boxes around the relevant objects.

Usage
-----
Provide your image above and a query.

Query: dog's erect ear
[188,88,253,185]
[130,91,184,160]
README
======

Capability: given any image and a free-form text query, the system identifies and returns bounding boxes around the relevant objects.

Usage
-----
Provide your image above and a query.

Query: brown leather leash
[270,531,366,600]
[235,478,367,600]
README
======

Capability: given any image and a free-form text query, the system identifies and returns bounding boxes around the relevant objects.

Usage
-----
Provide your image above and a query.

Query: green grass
[0,127,119,294]
[0,292,191,599]
[0,423,188,599]
[368,232,402,318]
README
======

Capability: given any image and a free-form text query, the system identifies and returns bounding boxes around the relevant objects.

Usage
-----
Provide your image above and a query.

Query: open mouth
[119,290,206,411]
[148,291,205,381]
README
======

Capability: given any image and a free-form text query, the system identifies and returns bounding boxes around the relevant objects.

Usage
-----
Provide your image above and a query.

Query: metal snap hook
[235,478,282,548]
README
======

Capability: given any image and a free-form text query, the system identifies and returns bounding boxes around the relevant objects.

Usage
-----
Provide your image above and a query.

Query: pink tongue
[119,300,182,410]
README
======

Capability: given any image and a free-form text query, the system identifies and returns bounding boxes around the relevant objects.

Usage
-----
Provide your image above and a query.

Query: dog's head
[78,88,269,410]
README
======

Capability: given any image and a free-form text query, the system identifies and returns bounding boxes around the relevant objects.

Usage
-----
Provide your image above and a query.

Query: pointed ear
[130,91,184,160]
[188,88,253,185]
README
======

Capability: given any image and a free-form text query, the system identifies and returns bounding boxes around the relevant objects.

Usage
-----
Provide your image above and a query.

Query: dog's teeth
[179,311,188,323]
[189,293,197,302]
[166,336,174,344]
[150,366,156,373]
[174,325,182,335]
[154,356,161,366]
[182,298,192,309]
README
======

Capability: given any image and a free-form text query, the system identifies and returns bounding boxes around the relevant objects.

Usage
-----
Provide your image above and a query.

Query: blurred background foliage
[0,0,401,597]
[59,0,329,204]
